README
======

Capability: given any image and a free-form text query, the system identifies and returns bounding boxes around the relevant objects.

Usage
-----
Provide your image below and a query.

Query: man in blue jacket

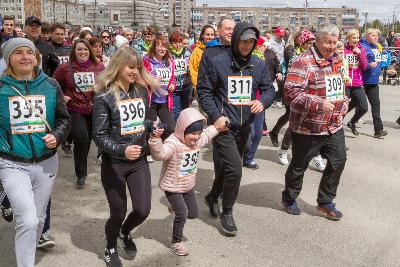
[198,22,275,235]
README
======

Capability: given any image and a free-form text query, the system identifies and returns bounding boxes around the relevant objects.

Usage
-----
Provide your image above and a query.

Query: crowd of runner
[0,14,399,267]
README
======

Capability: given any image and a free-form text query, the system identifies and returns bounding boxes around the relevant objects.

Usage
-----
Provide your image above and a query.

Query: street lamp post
[53,0,56,22]
[93,0,97,29]
[191,7,194,30]
[304,0,309,26]
[65,1,68,24]
[172,3,177,27]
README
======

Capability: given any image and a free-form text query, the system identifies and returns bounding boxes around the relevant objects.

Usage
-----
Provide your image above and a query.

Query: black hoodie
[198,22,275,129]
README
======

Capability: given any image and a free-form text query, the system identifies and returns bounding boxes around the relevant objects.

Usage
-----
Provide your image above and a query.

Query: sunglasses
[101,35,110,39]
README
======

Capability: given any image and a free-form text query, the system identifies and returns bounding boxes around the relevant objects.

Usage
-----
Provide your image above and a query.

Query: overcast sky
[196,0,400,22]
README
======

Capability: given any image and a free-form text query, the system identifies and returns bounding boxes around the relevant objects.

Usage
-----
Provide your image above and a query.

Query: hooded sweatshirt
[360,38,382,85]
[143,55,175,108]
[343,42,368,87]
[0,70,71,162]
[198,22,275,128]
[149,108,218,193]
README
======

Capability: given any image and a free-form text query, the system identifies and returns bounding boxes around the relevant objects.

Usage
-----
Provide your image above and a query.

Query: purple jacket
[343,43,368,88]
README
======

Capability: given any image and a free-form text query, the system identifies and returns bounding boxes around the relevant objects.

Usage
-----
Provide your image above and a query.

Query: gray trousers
[0,155,58,267]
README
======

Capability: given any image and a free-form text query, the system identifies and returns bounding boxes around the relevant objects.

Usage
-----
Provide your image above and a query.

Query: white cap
[115,35,129,48]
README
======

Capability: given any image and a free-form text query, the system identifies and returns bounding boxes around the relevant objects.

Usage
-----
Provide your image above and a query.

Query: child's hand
[152,128,164,138]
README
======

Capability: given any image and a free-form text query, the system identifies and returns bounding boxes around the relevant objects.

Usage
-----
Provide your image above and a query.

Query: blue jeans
[243,110,265,164]
[172,89,192,122]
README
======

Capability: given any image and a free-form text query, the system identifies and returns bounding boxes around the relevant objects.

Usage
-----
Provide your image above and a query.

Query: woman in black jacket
[92,46,160,267]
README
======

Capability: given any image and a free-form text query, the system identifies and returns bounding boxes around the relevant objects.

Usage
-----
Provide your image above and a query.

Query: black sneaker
[76,176,86,188]
[119,230,137,257]
[282,200,301,215]
[220,211,238,236]
[396,117,400,127]
[269,132,279,147]
[374,130,388,139]
[104,248,122,267]
[243,161,259,170]
[204,193,220,218]
[347,122,359,136]
[1,205,14,222]
[61,143,72,155]
[37,231,56,249]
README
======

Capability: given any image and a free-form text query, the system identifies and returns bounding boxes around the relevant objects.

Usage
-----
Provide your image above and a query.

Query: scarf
[169,46,184,57]
[252,50,265,60]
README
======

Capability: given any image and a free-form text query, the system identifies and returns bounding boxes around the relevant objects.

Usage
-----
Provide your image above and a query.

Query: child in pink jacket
[149,107,228,256]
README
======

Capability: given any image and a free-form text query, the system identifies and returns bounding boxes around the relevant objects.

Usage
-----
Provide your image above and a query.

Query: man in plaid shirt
[282,23,349,220]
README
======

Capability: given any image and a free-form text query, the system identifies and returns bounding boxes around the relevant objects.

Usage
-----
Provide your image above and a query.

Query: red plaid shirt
[284,46,349,135]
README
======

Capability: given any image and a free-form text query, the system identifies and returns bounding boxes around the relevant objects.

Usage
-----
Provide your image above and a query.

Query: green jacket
[0,70,71,163]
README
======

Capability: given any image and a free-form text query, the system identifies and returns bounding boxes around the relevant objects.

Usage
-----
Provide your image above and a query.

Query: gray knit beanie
[1,38,36,66]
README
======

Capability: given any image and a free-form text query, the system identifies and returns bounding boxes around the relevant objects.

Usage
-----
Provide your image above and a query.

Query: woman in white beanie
[115,35,129,49]
[0,38,71,267]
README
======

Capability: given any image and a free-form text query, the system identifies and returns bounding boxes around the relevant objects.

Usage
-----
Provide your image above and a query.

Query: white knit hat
[115,35,129,48]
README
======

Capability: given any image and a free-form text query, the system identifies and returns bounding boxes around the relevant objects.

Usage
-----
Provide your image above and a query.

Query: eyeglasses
[101,35,110,39]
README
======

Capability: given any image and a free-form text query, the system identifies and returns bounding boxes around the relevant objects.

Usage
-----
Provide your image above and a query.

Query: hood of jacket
[174,108,206,142]
[206,38,221,48]
[195,41,206,50]
[0,69,48,90]
[360,38,377,49]
[231,22,260,63]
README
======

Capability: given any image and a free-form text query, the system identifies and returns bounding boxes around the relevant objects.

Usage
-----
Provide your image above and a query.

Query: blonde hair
[365,28,380,37]
[96,46,160,104]
[346,29,359,40]
[285,28,302,48]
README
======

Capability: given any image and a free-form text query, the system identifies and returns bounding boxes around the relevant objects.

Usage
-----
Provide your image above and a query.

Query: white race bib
[58,56,69,64]
[372,49,381,62]
[9,95,47,134]
[346,54,359,69]
[155,68,172,86]
[227,76,252,105]
[381,54,388,62]
[118,98,145,135]
[73,72,95,92]
[179,149,200,178]
[325,74,344,101]
[174,58,188,76]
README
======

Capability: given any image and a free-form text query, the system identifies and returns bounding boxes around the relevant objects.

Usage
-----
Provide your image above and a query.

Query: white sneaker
[96,155,102,165]
[147,156,154,163]
[272,101,283,109]
[309,155,326,172]
[278,149,289,165]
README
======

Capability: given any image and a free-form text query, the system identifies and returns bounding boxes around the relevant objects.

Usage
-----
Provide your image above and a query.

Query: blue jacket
[380,50,392,68]
[360,38,382,85]
[198,22,275,129]
[0,71,71,162]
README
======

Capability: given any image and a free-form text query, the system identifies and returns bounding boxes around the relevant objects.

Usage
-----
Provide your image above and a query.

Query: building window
[113,14,119,21]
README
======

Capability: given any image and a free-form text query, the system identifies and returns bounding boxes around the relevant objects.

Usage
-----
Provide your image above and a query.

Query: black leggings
[148,102,175,140]
[165,189,198,243]
[101,157,151,249]
[69,111,92,178]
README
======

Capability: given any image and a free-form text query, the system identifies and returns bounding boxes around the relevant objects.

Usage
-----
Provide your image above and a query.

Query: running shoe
[37,231,56,249]
[278,149,289,165]
[104,248,122,267]
[147,155,154,163]
[119,230,137,257]
[204,193,220,218]
[243,160,259,170]
[309,155,326,172]
[96,155,102,165]
[76,176,86,188]
[0,205,14,222]
[374,130,388,138]
[170,242,188,256]
[317,202,343,221]
[396,117,400,127]
[220,211,238,235]
[282,200,301,215]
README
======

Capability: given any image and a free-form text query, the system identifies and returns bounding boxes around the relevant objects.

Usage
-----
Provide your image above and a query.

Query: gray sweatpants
[0,155,58,267]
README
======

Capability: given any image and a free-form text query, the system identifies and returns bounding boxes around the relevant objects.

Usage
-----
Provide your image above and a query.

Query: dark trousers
[101,157,151,249]
[172,89,191,123]
[364,84,384,133]
[43,198,51,233]
[274,79,285,102]
[345,87,368,125]
[148,102,175,140]
[210,128,250,211]
[70,111,92,178]
[165,189,198,243]
[282,129,347,205]
[270,105,291,150]
[382,67,388,83]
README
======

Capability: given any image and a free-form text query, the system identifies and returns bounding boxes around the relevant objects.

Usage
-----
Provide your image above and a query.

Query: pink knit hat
[298,29,315,45]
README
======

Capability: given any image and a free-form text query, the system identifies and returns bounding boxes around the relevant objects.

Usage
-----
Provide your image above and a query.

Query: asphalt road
[1,84,399,267]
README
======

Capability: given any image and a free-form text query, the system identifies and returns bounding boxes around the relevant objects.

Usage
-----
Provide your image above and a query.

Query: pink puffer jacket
[149,108,219,193]
[344,43,368,87]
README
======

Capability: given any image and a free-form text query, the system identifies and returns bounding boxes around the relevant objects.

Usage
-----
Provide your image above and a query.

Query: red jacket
[53,60,105,114]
